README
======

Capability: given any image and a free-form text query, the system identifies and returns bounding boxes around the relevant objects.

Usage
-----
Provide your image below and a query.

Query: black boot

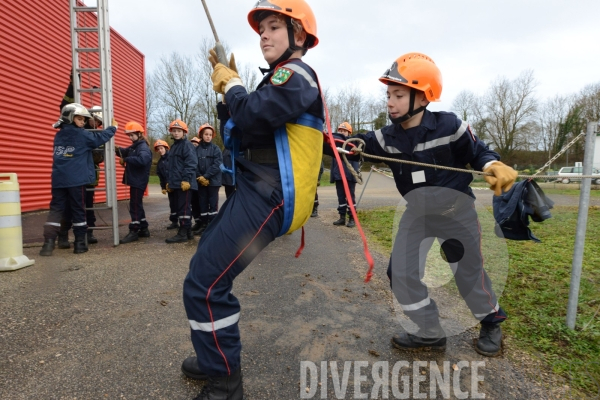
[346,217,356,228]
[193,222,208,236]
[138,228,150,238]
[392,324,446,352]
[181,356,208,380]
[57,231,70,249]
[39,238,55,256]
[87,229,98,244]
[191,221,201,232]
[73,234,88,254]
[333,216,346,226]
[120,230,139,244]
[193,367,244,400]
[475,323,503,357]
[166,227,190,243]
[310,205,318,218]
[166,221,179,230]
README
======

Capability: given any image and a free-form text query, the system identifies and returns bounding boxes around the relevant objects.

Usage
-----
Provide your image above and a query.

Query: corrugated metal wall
[0,0,146,212]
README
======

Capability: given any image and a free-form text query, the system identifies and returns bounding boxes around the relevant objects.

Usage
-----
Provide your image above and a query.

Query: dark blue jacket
[156,152,169,190]
[330,133,360,183]
[493,179,554,242]
[221,148,234,187]
[120,139,152,190]
[196,141,222,187]
[51,124,116,188]
[350,110,499,198]
[167,138,198,190]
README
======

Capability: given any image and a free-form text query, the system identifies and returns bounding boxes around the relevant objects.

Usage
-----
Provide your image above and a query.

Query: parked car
[557,165,600,184]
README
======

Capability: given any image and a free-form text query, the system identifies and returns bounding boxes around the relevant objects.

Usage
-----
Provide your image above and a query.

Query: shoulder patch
[271,67,294,86]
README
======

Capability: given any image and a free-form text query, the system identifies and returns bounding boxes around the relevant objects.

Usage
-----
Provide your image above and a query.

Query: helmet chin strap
[388,88,427,124]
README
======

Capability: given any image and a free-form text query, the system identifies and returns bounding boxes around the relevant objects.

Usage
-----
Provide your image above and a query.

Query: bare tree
[451,90,477,123]
[577,82,600,122]
[537,94,571,156]
[473,70,538,159]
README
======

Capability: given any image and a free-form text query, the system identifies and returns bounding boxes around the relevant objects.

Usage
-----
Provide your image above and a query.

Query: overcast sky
[107,0,600,113]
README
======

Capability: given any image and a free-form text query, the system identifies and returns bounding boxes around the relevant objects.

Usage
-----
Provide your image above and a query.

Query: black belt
[243,148,278,164]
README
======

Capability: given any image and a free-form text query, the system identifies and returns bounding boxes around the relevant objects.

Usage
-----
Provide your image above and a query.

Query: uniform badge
[271,67,293,85]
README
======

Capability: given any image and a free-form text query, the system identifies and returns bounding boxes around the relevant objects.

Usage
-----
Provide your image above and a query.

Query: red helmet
[247,0,318,49]
[153,139,170,151]
[169,119,188,133]
[124,121,145,135]
[337,122,352,134]
[379,52,443,102]
[198,123,215,136]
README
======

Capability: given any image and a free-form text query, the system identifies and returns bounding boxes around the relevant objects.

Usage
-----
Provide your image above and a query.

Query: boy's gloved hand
[197,176,209,186]
[209,47,238,73]
[483,161,518,196]
[119,158,125,166]
[211,64,242,94]
[161,189,167,195]
[166,183,173,193]
[111,117,118,129]
[181,181,191,191]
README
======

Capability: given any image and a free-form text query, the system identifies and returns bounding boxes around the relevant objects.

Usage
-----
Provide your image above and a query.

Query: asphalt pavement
[0,173,574,399]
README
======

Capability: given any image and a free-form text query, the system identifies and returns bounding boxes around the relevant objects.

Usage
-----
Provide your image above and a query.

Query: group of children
[42,0,519,398]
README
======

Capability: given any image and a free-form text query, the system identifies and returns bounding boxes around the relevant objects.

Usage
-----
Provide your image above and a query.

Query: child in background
[154,139,178,229]
[165,119,198,243]
[40,103,116,256]
[189,136,201,231]
[194,123,222,235]
[329,121,359,227]
[115,122,152,244]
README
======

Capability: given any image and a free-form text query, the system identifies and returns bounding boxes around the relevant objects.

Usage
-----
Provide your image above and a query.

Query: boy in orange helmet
[329,53,517,358]
[181,0,324,398]
[115,121,152,244]
[165,119,198,243]
[329,121,360,228]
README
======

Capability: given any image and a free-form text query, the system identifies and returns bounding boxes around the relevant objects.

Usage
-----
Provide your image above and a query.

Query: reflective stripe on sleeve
[413,120,469,152]
[285,63,318,89]
[374,129,402,154]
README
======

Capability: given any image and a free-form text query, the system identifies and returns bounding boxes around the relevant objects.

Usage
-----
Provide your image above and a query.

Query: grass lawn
[148,175,160,185]
[357,204,600,395]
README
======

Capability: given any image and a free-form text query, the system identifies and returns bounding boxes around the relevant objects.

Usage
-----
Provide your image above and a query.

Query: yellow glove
[119,158,125,167]
[111,117,118,129]
[161,189,167,195]
[166,183,173,193]
[209,47,238,72]
[211,63,241,94]
[181,181,191,191]
[483,161,518,196]
[197,176,209,186]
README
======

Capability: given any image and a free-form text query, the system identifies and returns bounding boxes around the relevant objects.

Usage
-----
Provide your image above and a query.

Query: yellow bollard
[0,173,35,271]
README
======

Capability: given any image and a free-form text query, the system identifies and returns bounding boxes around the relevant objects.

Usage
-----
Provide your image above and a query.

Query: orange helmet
[337,122,352,134]
[198,123,215,136]
[153,139,170,151]
[247,0,318,49]
[190,136,201,144]
[169,119,188,133]
[379,52,442,102]
[124,121,145,135]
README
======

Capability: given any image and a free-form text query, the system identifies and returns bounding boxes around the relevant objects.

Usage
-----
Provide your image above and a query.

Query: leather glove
[119,158,125,166]
[483,161,518,196]
[115,146,120,155]
[197,176,209,186]
[211,63,241,94]
[161,189,167,195]
[209,46,238,72]
[181,181,191,191]
[166,183,173,193]
[111,117,118,129]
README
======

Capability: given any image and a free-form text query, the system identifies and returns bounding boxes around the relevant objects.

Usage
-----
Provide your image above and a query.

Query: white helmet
[53,103,92,128]
[88,106,103,123]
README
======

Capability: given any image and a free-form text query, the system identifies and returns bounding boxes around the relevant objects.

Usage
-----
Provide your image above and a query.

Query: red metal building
[0,0,146,212]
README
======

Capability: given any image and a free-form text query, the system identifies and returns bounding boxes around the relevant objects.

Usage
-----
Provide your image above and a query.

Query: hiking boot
[346,218,356,228]
[181,356,208,380]
[138,228,150,238]
[392,325,446,352]
[120,230,139,244]
[166,227,191,243]
[166,221,179,230]
[193,367,244,400]
[193,222,208,236]
[57,231,70,249]
[333,216,346,226]
[187,228,194,240]
[310,205,318,218]
[73,234,88,254]
[191,222,201,232]
[475,323,503,357]
[39,238,55,256]
[87,230,98,244]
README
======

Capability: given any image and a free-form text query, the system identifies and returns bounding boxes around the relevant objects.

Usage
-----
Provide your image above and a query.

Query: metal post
[355,166,374,208]
[566,121,598,329]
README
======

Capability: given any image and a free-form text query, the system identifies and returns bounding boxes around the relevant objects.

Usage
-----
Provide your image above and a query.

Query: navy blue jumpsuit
[347,110,507,328]
[183,59,324,377]
[196,141,222,225]
[119,139,152,232]
[167,138,198,229]
[329,132,360,219]
[157,151,178,225]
